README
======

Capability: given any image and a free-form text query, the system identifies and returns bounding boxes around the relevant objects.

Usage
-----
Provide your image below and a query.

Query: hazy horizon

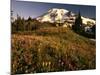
[11,0,96,19]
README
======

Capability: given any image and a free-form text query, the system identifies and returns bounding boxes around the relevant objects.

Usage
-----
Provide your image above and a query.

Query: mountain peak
[36,8,95,26]
[48,8,69,13]
[37,8,75,23]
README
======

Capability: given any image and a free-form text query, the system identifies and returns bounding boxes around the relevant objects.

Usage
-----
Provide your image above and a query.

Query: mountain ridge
[36,8,96,26]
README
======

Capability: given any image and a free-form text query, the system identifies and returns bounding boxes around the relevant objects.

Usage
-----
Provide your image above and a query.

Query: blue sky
[11,0,96,19]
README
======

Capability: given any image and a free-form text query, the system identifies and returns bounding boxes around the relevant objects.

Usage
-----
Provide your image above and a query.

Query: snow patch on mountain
[81,17,96,25]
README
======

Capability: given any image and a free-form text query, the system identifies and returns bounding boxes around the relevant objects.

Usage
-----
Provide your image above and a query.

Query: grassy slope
[11,27,96,74]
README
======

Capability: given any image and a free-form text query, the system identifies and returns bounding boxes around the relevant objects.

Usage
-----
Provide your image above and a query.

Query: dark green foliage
[11,15,42,33]
[72,11,82,32]
[27,16,32,21]
[91,25,96,34]
[11,15,25,32]
[77,31,96,39]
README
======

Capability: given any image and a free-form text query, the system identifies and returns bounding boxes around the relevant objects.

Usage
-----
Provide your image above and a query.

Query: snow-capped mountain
[36,8,96,26]
[37,8,75,23]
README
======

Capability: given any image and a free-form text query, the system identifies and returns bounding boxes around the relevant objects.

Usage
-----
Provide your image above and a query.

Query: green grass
[11,27,96,74]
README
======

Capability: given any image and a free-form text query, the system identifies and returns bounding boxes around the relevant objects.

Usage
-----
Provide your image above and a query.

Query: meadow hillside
[11,27,96,74]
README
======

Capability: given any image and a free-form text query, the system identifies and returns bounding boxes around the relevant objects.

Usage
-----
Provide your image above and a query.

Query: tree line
[72,11,96,38]
[11,15,42,33]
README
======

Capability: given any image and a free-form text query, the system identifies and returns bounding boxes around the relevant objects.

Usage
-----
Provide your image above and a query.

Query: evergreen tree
[22,17,25,31]
[73,11,82,31]
[16,14,22,31]
[27,16,32,31]
[12,14,25,31]
[28,16,32,21]
[91,25,96,34]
